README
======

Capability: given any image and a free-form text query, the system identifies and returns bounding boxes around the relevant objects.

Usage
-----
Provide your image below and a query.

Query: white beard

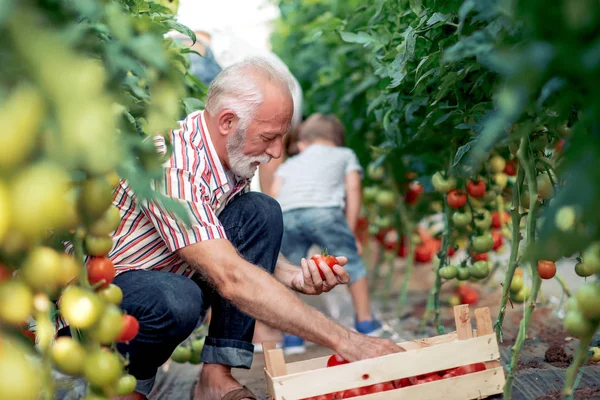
[226,128,271,179]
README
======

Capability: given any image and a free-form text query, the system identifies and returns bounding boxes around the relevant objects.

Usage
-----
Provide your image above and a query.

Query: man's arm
[344,170,362,233]
[177,239,402,361]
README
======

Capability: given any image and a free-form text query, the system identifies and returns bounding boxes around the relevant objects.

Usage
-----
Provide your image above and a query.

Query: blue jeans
[280,207,367,283]
[61,192,283,396]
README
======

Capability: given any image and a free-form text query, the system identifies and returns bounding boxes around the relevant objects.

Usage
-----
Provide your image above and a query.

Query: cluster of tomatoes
[298,354,487,399]
[0,173,141,399]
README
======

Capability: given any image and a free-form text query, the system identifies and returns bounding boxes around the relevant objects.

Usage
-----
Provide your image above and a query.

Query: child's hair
[297,113,346,146]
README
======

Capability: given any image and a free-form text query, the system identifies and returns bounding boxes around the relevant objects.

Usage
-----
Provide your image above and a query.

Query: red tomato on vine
[86,257,115,287]
[447,190,467,209]
[466,180,486,198]
[537,260,556,279]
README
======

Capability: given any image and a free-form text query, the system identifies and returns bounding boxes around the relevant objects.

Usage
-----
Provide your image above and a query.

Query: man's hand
[290,256,350,295]
[337,331,405,362]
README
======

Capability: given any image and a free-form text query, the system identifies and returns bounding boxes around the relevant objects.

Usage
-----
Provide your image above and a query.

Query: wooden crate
[263,305,505,400]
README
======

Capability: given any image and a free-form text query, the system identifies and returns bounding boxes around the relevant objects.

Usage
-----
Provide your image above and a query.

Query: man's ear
[216,110,238,137]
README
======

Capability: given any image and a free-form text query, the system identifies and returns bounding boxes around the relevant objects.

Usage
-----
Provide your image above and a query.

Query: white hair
[205,57,295,129]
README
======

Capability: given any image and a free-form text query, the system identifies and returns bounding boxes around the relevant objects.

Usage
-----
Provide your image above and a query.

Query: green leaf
[164,20,197,43]
[442,31,495,63]
[183,97,204,114]
[453,139,476,167]
[536,77,566,109]
[458,0,475,32]
[426,12,450,27]
[339,31,378,46]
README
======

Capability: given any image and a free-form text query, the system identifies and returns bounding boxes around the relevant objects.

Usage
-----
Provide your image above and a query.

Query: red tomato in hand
[311,254,338,279]
[537,260,556,280]
[87,257,115,287]
[491,211,510,229]
[447,190,467,209]
[116,314,139,342]
[327,354,349,368]
[466,180,486,198]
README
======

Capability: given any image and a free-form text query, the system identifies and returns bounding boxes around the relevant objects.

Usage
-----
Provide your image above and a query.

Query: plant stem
[504,136,541,400]
[396,225,415,316]
[563,328,598,398]
[369,245,385,291]
[495,162,525,342]
[432,201,452,335]
[73,228,91,290]
[554,274,572,298]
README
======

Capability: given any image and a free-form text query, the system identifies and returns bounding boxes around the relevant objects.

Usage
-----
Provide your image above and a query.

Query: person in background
[271,113,382,354]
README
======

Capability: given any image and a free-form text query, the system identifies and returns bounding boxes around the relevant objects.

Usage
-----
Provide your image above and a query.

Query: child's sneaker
[282,334,306,355]
[355,318,384,337]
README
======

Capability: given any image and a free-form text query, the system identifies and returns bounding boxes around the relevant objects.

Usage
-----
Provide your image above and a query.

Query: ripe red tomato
[471,252,488,262]
[466,180,486,198]
[491,211,510,229]
[311,254,338,279]
[460,288,479,305]
[442,368,459,379]
[375,227,394,244]
[447,190,467,209]
[416,373,442,384]
[455,362,486,376]
[87,257,115,287]
[404,181,424,205]
[447,246,457,257]
[366,382,395,393]
[116,314,139,342]
[302,395,333,400]
[414,244,433,263]
[392,377,413,388]
[537,260,557,280]
[492,230,503,251]
[327,354,349,368]
[339,387,369,398]
[503,160,517,176]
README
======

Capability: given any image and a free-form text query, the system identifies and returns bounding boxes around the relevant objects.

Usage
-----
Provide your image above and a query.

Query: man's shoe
[355,318,384,337]
[282,334,306,355]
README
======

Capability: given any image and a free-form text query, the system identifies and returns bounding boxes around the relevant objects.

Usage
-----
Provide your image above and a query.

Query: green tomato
[472,232,494,253]
[456,267,471,281]
[363,186,379,204]
[575,282,600,320]
[431,172,457,194]
[511,286,530,304]
[115,374,137,396]
[574,262,594,278]
[590,347,600,363]
[88,304,124,345]
[509,275,524,292]
[170,346,191,363]
[564,309,596,339]
[537,173,554,200]
[452,210,472,228]
[88,206,121,236]
[483,191,497,204]
[473,209,492,230]
[439,265,458,280]
[468,261,490,280]
[582,242,600,274]
[367,164,385,181]
[375,190,396,208]
[83,348,123,387]
[51,337,86,376]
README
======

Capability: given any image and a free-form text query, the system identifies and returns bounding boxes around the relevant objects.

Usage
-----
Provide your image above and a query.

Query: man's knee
[225,192,283,239]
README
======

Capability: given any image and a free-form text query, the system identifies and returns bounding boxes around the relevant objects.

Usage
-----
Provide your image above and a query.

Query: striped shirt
[76,110,249,278]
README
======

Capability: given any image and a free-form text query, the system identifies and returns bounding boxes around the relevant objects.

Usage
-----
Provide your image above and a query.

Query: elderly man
[112,57,403,400]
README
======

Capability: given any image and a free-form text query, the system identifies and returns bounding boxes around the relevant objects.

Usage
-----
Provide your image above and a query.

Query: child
[272,113,382,354]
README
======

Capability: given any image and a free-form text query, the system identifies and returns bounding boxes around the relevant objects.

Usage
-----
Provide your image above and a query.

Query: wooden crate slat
[475,307,505,374]
[271,334,500,399]
[454,304,474,340]
[337,367,505,400]
[266,349,287,378]
[285,331,459,375]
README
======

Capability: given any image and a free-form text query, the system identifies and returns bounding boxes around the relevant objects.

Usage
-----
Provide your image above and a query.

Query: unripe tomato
[78,177,114,222]
[59,286,104,329]
[97,284,123,306]
[171,345,191,363]
[51,337,87,376]
[590,347,600,363]
[87,257,116,288]
[367,164,385,181]
[473,209,492,230]
[59,254,81,287]
[431,172,456,193]
[510,275,524,292]
[452,210,472,228]
[537,173,554,200]
[0,339,43,400]
[466,180,486,198]
[83,348,123,387]
[537,260,556,280]
[564,309,596,339]
[472,232,494,253]
[21,247,63,294]
[575,282,600,320]
[84,234,114,257]
[574,262,594,278]
[468,261,490,279]
[375,190,396,208]
[0,280,33,325]
[489,156,506,173]
[447,190,467,209]
[582,242,600,274]
[88,206,121,237]
[0,182,10,243]
[439,265,458,280]
[511,286,530,304]
[89,304,125,344]
[493,173,508,189]
[456,267,471,281]
[115,374,137,396]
